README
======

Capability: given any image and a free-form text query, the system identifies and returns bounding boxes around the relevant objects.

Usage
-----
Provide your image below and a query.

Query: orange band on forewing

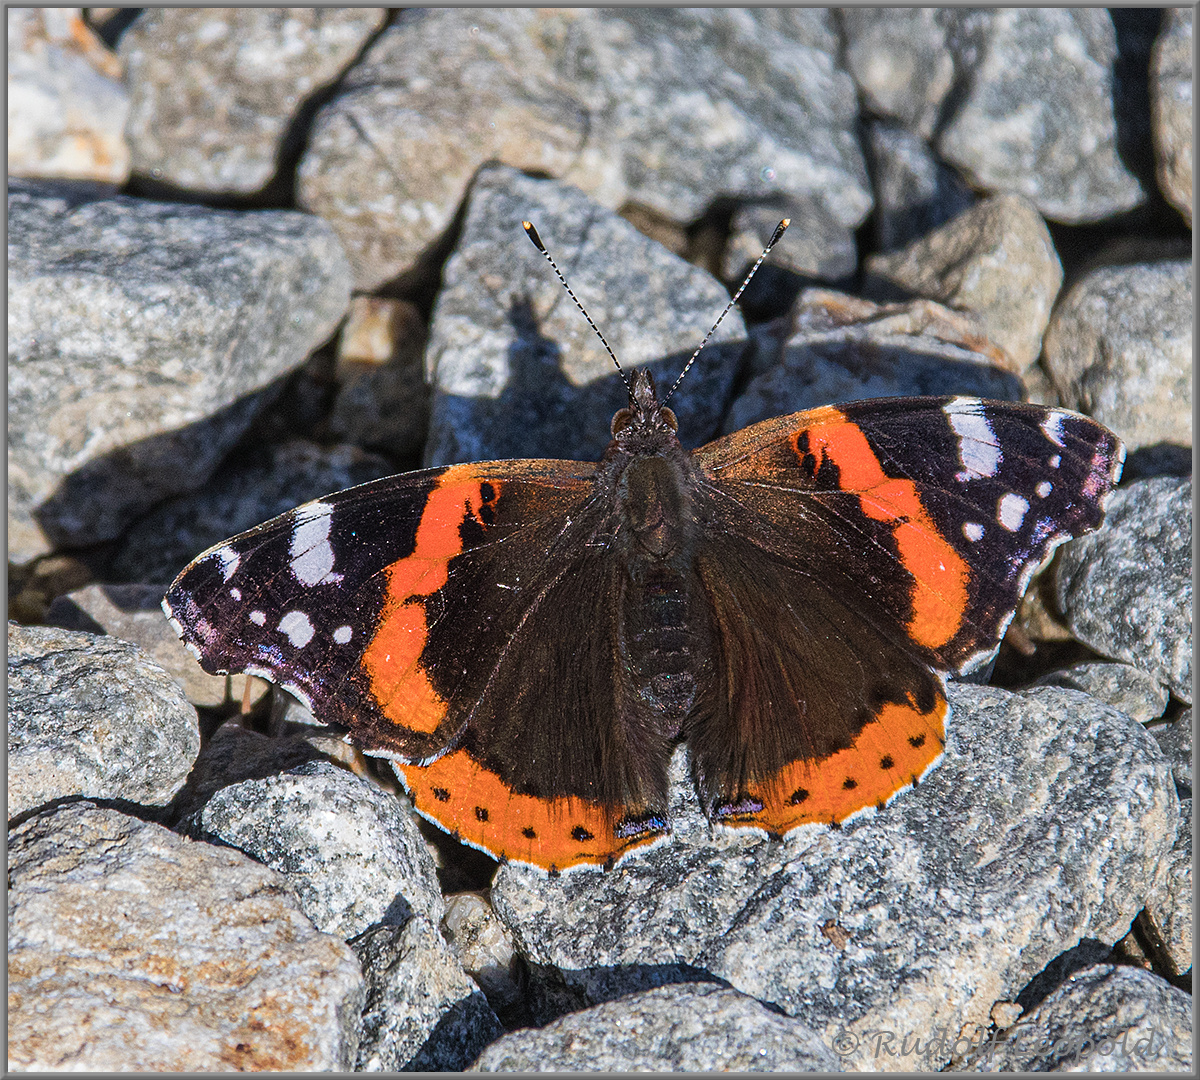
[804,413,969,650]
[721,693,947,834]
[361,466,499,733]
[396,750,666,872]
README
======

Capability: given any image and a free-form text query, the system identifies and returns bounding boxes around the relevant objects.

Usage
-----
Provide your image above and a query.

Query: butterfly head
[611,369,678,445]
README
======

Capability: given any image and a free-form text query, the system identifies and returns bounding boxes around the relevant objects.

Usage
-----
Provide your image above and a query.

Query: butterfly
[164,221,1123,872]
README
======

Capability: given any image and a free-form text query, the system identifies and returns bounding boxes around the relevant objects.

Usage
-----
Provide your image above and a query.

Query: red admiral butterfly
[164,221,1124,873]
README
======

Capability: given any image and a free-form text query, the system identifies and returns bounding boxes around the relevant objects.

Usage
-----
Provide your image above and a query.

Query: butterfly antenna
[662,217,790,405]
[523,221,629,390]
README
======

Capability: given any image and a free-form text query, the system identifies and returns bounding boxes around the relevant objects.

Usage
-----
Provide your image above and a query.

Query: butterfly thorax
[602,370,702,575]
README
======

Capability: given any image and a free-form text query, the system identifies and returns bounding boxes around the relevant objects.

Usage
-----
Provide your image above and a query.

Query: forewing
[164,458,671,871]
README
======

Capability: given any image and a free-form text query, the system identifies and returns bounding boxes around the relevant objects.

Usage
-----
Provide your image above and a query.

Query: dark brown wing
[687,396,1123,833]
[165,459,672,872]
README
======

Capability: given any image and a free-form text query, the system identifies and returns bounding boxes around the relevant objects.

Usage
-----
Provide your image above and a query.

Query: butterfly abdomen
[620,567,710,736]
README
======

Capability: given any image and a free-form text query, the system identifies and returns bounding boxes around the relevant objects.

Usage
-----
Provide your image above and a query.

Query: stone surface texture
[725,290,1021,433]
[7,8,131,184]
[1042,260,1192,454]
[1033,661,1170,725]
[120,8,386,193]
[7,623,199,819]
[839,7,953,139]
[8,803,365,1072]
[299,8,870,290]
[1056,478,1192,703]
[865,193,1062,371]
[471,982,844,1072]
[960,964,1192,1072]
[353,915,504,1072]
[1151,8,1194,225]
[863,119,976,254]
[185,759,444,940]
[7,183,352,561]
[1151,708,1192,793]
[938,8,1144,222]
[1146,796,1192,978]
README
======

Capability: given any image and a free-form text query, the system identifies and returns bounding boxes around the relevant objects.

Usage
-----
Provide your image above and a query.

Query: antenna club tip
[522,220,547,252]
[780,218,791,228]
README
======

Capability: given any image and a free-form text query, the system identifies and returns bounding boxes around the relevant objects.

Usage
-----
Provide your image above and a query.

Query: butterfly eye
[661,407,678,432]
[611,407,635,436]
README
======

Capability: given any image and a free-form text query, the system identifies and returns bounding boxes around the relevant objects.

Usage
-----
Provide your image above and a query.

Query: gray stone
[45,582,257,711]
[329,297,430,460]
[424,165,745,467]
[862,120,976,254]
[491,684,1177,1071]
[839,7,954,140]
[297,9,588,291]
[1151,708,1192,792]
[299,8,870,290]
[7,183,352,561]
[471,982,844,1072]
[564,8,869,226]
[724,193,858,283]
[1056,478,1192,703]
[938,9,1144,222]
[1151,8,1193,225]
[120,8,386,193]
[724,289,1022,433]
[8,802,364,1071]
[7,8,130,184]
[353,915,504,1072]
[1042,260,1192,455]
[109,438,393,586]
[864,193,1062,371]
[442,892,525,1023]
[7,623,200,819]
[185,759,443,940]
[167,721,325,822]
[1033,662,1170,725]
[959,964,1192,1072]
[1147,795,1192,978]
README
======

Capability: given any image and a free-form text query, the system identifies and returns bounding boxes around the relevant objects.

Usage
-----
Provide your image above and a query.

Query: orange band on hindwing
[801,411,969,650]
[718,692,947,833]
[396,750,667,872]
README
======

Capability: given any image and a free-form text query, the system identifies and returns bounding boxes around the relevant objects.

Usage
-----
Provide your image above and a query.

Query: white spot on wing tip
[213,547,240,582]
[249,610,267,626]
[997,492,1030,531]
[294,499,335,522]
[944,398,1000,481]
[279,610,315,648]
[333,625,353,644]
[1041,411,1067,448]
[290,501,343,586]
[963,521,985,542]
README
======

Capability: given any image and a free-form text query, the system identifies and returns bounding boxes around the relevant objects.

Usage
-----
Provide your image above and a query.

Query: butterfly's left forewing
[689,396,1123,834]
[164,458,675,872]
